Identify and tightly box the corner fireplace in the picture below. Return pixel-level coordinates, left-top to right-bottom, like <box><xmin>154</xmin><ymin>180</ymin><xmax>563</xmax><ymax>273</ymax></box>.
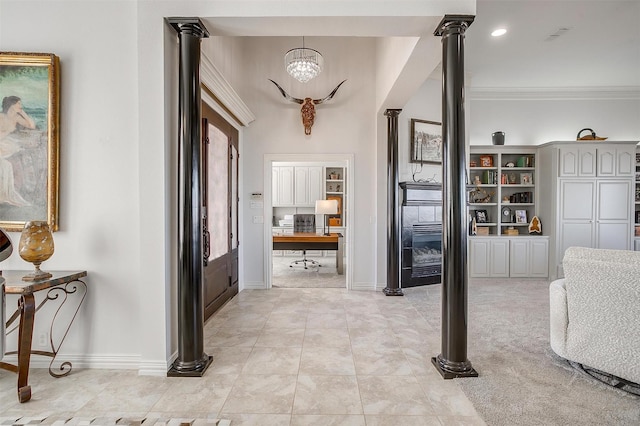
<box><xmin>400</xmin><ymin>182</ymin><xmax>442</xmax><ymax>287</ymax></box>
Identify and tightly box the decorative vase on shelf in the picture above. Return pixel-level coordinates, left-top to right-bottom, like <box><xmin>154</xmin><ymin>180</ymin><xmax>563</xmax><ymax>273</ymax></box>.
<box><xmin>492</xmin><ymin>131</ymin><xmax>505</xmax><ymax>145</ymax></box>
<box><xmin>19</xmin><ymin>221</ymin><xmax>54</xmax><ymax>281</ymax></box>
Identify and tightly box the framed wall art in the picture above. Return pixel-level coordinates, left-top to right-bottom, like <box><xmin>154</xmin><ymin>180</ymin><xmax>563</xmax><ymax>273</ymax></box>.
<box><xmin>410</xmin><ymin>118</ymin><xmax>442</xmax><ymax>164</ymax></box>
<box><xmin>0</xmin><ymin>52</ymin><xmax>59</xmax><ymax>232</ymax></box>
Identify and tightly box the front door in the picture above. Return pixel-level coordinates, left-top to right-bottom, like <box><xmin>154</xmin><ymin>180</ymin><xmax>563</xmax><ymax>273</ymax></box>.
<box><xmin>202</xmin><ymin>102</ymin><xmax>239</xmax><ymax>320</ymax></box>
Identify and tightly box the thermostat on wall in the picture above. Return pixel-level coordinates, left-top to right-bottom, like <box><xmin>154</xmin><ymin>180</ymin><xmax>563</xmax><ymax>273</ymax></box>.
<box><xmin>250</xmin><ymin>193</ymin><xmax>263</xmax><ymax>200</ymax></box>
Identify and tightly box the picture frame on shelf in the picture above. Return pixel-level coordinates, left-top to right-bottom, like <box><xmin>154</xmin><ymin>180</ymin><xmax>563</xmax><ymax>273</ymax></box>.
<box><xmin>520</xmin><ymin>173</ymin><xmax>533</xmax><ymax>185</ymax></box>
<box><xmin>410</xmin><ymin>118</ymin><xmax>442</xmax><ymax>164</ymax></box>
<box><xmin>479</xmin><ymin>155</ymin><xmax>493</xmax><ymax>167</ymax></box>
<box><xmin>515</xmin><ymin>209</ymin><xmax>528</xmax><ymax>224</ymax></box>
<box><xmin>474</xmin><ymin>209</ymin><xmax>488</xmax><ymax>223</ymax></box>
<box><xmin>0</xmin><ymin>52</ymin><xmax>60</xmax><ymax>232</ymax></box>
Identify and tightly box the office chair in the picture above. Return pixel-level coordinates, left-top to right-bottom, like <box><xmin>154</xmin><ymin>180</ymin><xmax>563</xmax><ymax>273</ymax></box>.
<box><xmin>290</xmin><ymin>214</ymin><xmax>320</xmax><ymax>269</ymax></box>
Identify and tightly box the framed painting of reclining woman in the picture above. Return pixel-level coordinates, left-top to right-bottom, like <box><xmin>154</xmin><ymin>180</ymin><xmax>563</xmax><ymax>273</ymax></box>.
<box><xmin>0</xmin><ymin>52</ymin><xmax>59</xmax><ymax>231</ymax></box>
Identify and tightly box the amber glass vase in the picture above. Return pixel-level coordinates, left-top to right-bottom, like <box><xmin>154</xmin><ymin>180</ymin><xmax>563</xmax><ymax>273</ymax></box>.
<box><xmin>19</xmin><ymin>221</ymin><xmax>54</xmax><ymax>281</ymax></box>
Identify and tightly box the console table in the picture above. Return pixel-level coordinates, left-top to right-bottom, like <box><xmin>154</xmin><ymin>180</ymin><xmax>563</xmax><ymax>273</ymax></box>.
<box><xmin>0</xmin><ymin>270</ymin><xmax>87</xmax><ymax>403</ymax></box>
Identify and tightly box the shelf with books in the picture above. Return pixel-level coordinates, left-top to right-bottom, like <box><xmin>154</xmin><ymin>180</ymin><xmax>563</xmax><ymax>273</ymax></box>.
<box><xmin>469</xmin><ymin>146</ymin><xmax>539</xmax><ymax>237</ymax></box>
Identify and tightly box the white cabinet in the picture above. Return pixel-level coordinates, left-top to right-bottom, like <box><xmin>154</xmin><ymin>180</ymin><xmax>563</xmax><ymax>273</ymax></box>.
<box><xmin>469</xmin><ymin>238</ymin><xmax>509</xmax><ymax>278</ymax></box>
<box><xmin>272</xmin><ymin>166</ymin><xmax>294</xmax><ymax>206</ymax></box>
<box><xmin>509</xmin><ymin>238</ymin><xmax>549</xmax><ymax>278</ymax></box>
<box><xmin>469</xmin><ymin>237</ymin><xmax>548</xmax><ymax>278</ymax></box>
<box><xmin>559</xmin><ymin>146</ymin><xmax>596</xmax><ymax>177</ymax></box>
<box><xmin>273</xmin><ymin>166</ymin><xmax>322</xmax><ymax>207</ymax></box>
<box><xmin>538</xmin><ymin>141</ymin><xmax>638</xmax><ymax>279</ymax></box>
<box><xmin>559</xmin><ymin>179</ymin><xmax>632</xmax><ymax>254</ymax></box>
<box><xmin>294</xmin><ymin>166</ymin><xmax>322</xmax><ymax>206</ymax></box>
<box><xmin>559</xmin><ymin>145</ymin><xmax>634</xmax><ymax>177</ymax></box>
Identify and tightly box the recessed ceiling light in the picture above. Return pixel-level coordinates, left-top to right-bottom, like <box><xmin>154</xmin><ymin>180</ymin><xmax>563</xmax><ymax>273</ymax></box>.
<box><xmin>491</xmin><ymin>28</ymin><xmax>507</xmax><ymax>37</ymax></box>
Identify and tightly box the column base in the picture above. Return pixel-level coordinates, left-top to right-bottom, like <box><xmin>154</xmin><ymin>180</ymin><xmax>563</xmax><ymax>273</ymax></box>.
<box><xmin>431</xmin><ymin>355</ymin><xmax>478</xmax><ymax>379</ymax></box>
<box><xmin>383</xmin><ymin>287</ymin><xmax>404</xmax><ymax>296</ymax></box>
<box><xmin>167</xmin><ymin>354</ymin><xmax>212</xmax><ymax>377</ymax></box>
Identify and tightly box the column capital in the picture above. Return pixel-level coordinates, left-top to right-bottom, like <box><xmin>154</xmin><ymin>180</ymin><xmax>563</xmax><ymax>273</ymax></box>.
<box><xmin>166</xmin><ymin>17</ymin><xmax>210</xmax><ymax>38</ymax></box>
<box><xmin>434</xmin><ymin>15</ymin><xmax>475</xmax><ymax>37</ymax></box>
<box><xmin>384</xmin><ymin>109</ymin><xmax>402</xmax><ymax>117</ymax></box>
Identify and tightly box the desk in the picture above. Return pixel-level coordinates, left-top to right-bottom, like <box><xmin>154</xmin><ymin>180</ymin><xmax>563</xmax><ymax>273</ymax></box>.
<box><xmin>1</xmin><ymin>270</ymin><xmax>87</xmax><ymax>403</ymax></box>
<box><xmin>273</xmin><ymin>232</ymin><xmax>344</xmax><ymax>274</ymax></box>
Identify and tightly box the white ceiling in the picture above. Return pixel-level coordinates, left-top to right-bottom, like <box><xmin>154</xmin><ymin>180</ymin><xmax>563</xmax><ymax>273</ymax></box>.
<box><xmin>465</xmin><ymin>0</ymin><xmax>640</xmax><ymax>89</ymax></box>
<box><xmin>203</xmin><ymin>0</ymin><xmax>640</xmax><ymax>90</ymax></box>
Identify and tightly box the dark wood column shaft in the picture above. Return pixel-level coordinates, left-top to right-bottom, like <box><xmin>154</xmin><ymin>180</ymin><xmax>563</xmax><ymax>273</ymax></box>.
<box><xmin>384</xmin><ymin>109</ymin><xmax>403</xmax><ymax>296</ymax></box>
<box><xmin>431</xmin><ymin>15</ymin><xmax>478</xmax><ymax>379</ymax></box>
<box><xmin>166</xmin><ymin>17</ymin><xmax>212</xmax><ymax>377</ymax></box>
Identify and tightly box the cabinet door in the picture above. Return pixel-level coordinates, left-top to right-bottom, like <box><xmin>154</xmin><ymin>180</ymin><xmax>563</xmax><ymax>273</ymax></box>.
<box><xmin>294</xmin><ymin>167</ymin><xmax>310</xmax><ymax>206</ymax></box>
<box><xmin>272</xmin><ymin>167</ymin><xmax>280</xmax><ymax>206</ymax></box>
<box><xmin>597</xmin><ymin>180</ymin><xmax>631</xmax><ymax>221</ymax></box>
<box><xmin>529</xmin><ymin>239</ymin><xmax>549</xmax><ymax>277</ymax></box>
<box><xmin>490</xmin><ymin>239</ymin><xmax>510</xmax><ymax>277</ymax></box>
<box><xmin>560</xmin><ymin>180</ymin><xmax>595</xmax><ymax>221</ymax></box>
<box><xmin>616</xmin><ymin>148</ymin><xmax>634</xmax><ymax>176</ymax></box>
<box><xmin>509</xmin><ymin>239</ymin><xmax>530</xmax><ymax>277</ymax></box>
<box><xmin>597</xmin><ymin>148</ymin><xmax>616</xmax><ymax>176</ymax></box>
<box><xmin>559</xmin><ymin>148</ymin><xmax>579</xmax><ymax>176</ymax></box>
<box><xmin>278</xmin><ymin>166</ymin><xmax>295</xmax><ymax>206</ymax></box>
<box><xmin>579</xmin><ymin>148</ymin><xmax>597</xmax><ymax>176</ymax></box>
<box><xmin>559</xmin><ymin>147</ymin><xmax>596</xmax><ymax>177</ymax></box>
<box><xmin>596</xmin><ymin>222</ymin><xmax>631</xmax><ymax>250</ymax></box>
<box><xmin>308</xmin><ymin>166</ymin><xmax>323</xmax><ymax>204</ymax></box>
<box><xmin>469</xmin><ymin>239</ymin><xmax>491</xmax><ymax>277</ymax></box>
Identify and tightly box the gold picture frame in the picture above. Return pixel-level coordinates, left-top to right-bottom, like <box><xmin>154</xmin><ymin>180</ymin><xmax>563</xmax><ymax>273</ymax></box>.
<box><xmin>0</xmin><ymin>52</ymin><xmax>59</xmax><ymax>231</ymax></box>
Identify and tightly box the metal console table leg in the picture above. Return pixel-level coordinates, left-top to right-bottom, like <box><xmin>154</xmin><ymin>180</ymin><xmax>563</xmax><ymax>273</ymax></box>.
<box><xmin>1</xmin><ymin>271</ymin><xmax>88</xmax><ymax>403</ymax></box>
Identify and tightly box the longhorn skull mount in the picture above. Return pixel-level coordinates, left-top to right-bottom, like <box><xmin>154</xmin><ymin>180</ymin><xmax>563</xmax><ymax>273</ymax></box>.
<box><xmin>269</xmin><ymin>79</ymin><xmax>347</xmax><ymax>135</ymax></box>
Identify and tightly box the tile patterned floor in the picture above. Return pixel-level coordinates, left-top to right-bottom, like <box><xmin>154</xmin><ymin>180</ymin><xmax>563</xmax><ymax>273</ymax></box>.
<box><xmin>1</xmin><ymin>288</ymin><xmax>486</xmax><ymax>426</ymax></box>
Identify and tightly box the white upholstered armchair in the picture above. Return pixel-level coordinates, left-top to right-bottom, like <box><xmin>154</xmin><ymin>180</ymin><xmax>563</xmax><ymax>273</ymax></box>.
<box><xmin>549</xmin><ymin>246</ymin><xmax>640</xmax><ymax>386</ymax></box>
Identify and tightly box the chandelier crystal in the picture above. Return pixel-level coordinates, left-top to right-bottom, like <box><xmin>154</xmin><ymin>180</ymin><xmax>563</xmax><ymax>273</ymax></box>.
<box><xmin>285</xmin><ymin>37</ymin><xmax>324</xmax><ymax>83</ymax></box>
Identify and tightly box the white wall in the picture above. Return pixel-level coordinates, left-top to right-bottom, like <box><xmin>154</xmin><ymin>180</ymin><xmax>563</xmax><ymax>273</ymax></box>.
<box><xmin>468</xmin><ymin>93</ymin><xmax>640</xmax><ymax>145</ymax></box>
<box><xmin>235</xmin><ymin>37</ymin><xmax>378</xmax><ymax>289</ymax></box>
<box><xmin>1</xmin><ymin>1</ymin><xmax>143</xmax><ymax>367</ymax></box>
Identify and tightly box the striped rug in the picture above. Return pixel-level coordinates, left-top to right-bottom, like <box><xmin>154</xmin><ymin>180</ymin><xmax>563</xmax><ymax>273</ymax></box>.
<box><xmin>0</xmin><ymin>417</ymin><xmax>230</xmax><ymax>426</ymax></box>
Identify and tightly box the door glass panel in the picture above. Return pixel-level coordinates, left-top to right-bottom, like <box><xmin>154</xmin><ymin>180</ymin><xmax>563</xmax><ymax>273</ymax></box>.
<box><xmin>231</xmin><ymin>145</ymin><xmax>239</xmax><ymax>250</ymax></box>
<box><xmin>208</xmin><ymin>123</ymin><xmax>229</xmax><ymax>260</ymax></box>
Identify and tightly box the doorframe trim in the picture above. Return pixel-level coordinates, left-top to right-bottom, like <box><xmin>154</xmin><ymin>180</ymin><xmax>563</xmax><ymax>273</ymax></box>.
<box><xmin>263</xmin><ymin>153</ymin><xmax>355</xmax><ymax>290</ymax></box>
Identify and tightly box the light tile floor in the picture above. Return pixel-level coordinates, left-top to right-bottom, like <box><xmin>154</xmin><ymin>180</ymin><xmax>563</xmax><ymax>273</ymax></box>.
<box><xmin>1</xmin><ymin>287</ymin><xmax>486</xmax><ymax>426</ymax></box>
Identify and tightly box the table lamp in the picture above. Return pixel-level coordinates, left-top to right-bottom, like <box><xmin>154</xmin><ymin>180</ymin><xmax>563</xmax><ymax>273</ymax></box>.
<box><xmin>315</xmin><ymin>199</ymin><xmax>338</xmax><ymax>235</ymax></box>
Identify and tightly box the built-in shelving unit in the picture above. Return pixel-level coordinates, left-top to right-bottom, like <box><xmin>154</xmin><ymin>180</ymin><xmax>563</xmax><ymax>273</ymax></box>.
<box><xmin>469</xmin><ymin>147</ymin><xmax>537</xmax><ymax>236</ymax></box>
<box><xmin>635</xmin><ymin>147</ymin><xmax>640</xmax><ymax>251</ymax></box>
<box><xmin>468</xmin><ymin>146</ymin><xmax>548</xmax><ymax>278</ymax></box>
<box><xmin>325</xmin><ymin>166</ymin><xmax>346</xmax><ymax>227</ymax></box>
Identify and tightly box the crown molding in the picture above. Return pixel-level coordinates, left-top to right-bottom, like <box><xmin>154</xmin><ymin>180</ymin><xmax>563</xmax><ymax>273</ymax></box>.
<box><xmin>468</xmin><ymin>86</ymin><xmax>640</xmax><ymax>101</ymax></box>
<box><xmin>200</xmin><ymin>54</ymin><xmax>255</xmax><ymax>126</ymax></box>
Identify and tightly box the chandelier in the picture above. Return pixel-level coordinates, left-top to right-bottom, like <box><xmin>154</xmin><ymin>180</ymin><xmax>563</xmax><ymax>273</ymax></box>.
<box><xmin>285</xmin><ymin>37</ymin><xmax>324</xmax><ymax>83</ymax></box>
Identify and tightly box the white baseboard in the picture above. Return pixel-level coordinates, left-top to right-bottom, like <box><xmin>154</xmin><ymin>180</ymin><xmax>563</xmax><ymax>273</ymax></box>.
<box><xmin>243</xmin><ymin>281</ymin><xmax>266</xmax><ymax>290</ymax></box>
<box><xmin>351</xmin><ymin>282</ymin><xmax>376</xmax><ymax>291</ymax></box>
<box><xmin>2</xmin><ymin>353</ymin><xmax>141</xmax><ymax>371</ymax></box>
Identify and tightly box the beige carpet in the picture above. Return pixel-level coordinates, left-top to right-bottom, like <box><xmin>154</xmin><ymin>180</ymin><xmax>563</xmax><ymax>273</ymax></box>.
<box><xmin>0</xmin><ymin>416</ymin><xmax>230</xmax><ymax>425</ymax></box>
<box><xmin>272</xmin><ymin>256</ymin><xmax>345</xmax><ymax>288</ymax></box>
<box><xmin>404</xmin><ymin>279</ymin><xmax>640</xmax><ymax>426</ymax></box>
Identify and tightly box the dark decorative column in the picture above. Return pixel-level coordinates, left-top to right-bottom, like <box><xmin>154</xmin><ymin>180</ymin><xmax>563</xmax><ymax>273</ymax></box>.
<box><xmin>431</xmin><ymin>15</ymin><xmax>478</xmax><ymax>378</ymax></box>
<box><xmin>384</xmin><ymin>109</ymin><xmax>403</xmax><ymax>296</ymax></box>
<box><xmin>166</xmin><ymin>17</ymin><xmax>212</xmax><ymax>377</ymax></box>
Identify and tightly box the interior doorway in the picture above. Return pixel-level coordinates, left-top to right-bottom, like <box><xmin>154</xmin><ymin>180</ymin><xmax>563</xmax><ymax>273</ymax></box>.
<box><xmin>201</xmin><ymin>102</ymin><xmax>239</xmax><ymax>319</ymax></box>
<box><xmin>264</xmin><ymin>154</ymin><xmax>354</xmax><ymax>290</ymax></box>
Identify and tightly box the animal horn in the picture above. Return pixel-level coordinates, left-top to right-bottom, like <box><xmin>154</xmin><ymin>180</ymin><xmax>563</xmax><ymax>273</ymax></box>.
<box><xmin>314</xmin><ymin>80</ymin><xmax>347</xmax><ymax>105</ymax></box>
<box><xmin>268</xmin><ymin>79</ymin><xmax>304</xmax><ymax>104</ymax></box>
